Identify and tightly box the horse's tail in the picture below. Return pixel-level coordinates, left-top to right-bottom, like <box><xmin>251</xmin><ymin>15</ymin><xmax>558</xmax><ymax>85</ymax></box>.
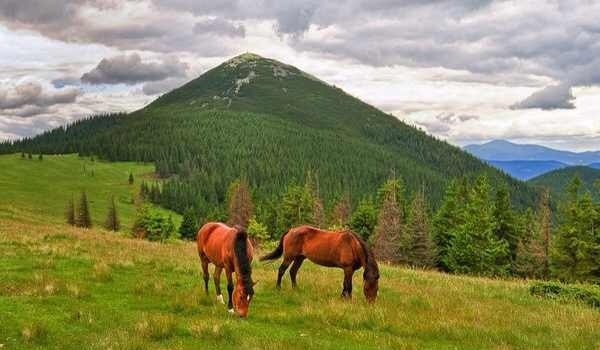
<box><xmin>260</xmin><ymin>231</ymin><xmax>288</xmax><ymax>261</ymax></box>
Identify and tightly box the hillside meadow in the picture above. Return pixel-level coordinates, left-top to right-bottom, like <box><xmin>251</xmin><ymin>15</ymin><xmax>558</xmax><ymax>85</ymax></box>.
<box><xmin>1</xmin><ymin>217</ymin><xmax>600</xmax><ymax>350</ymax></box>
<box><xmin>0</xmin><ymin>153</ymin><xmax>178</xmax><ymax>228</ymax></box>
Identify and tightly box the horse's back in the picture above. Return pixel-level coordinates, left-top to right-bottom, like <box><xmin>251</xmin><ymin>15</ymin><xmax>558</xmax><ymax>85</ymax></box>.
<box><xmin>288</xmin><ymin>227</ymin><xmax>358</xmax><ymax>267</ymax></box>
<box><xmin>197</xmin><ymin>222</ymin><xmax>235</xmax><ymax>260</ymax></box>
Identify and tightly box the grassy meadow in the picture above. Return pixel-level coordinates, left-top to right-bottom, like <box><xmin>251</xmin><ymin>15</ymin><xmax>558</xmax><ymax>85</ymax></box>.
<box><xmin>0</xmin><ymin>153</ymin><xmax>177</xmax><ymax>228</ymax></box>
<box><xmin>1</xmin><ymin>153</ymin><xmax>600</xmax><ymax>349</ymax></box>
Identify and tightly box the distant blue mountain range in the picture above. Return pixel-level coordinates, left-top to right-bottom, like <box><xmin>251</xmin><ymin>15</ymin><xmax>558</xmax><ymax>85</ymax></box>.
<box><xmin>487</xmin><ymin>160</ymin><xmax>568</xmax><ymax>181</ymax></box>
<box><xmin>464</xmin><ymin>140</ymin><xmax>600</xmax><ymax>180</ymax></box>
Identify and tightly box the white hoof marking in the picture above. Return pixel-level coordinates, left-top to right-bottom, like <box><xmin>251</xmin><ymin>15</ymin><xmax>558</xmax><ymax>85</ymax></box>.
<box><xmin>228</xmin><ymin>309</ymin><xmax>234</xmax><ymax>314</ymax></box>
<box><xmin>216</xmin><ymin>294</ymin><xmax>225</xmax><ymax>304</ymax></box>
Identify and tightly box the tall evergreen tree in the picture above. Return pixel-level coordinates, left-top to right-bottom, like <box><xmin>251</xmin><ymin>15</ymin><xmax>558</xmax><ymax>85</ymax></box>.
<box><xmin>372</xmin><ymin>179</ymin><xmax>407</xmax><ymax>263</ymax></box>
<box><xmin>330</xmin><ymin>192</ymin><xmax>351</xmax><ymax>228</ymax></box>
<box><xmin>407</xmin><ymin>190</ymin><xmax>435</xmax><ymax>268</ymax></box>
<box><xmin>227</xmin><ymin>178</ymin><xmax>253</xmax><ymax>228</ymax></box>
<box><xmin>551</xmin><ymin>176</ymin><xmax>598</xmax><ymax>282</ymax></box>
<box><xmin>104</xmin><ymin>195</ymin><xmax>120</xmax><ymax>231</ymax></box>
<box><xmin>128</xmin><ymin>172</ymin><xmax>134</xmax><ymax>185</ymax></box>
<box><xmin>537</xmin><ymin>188</ymin><xmax>552</xmax><ymax>277</ymax></box>
<box><xmin>349</xmin><ymin>198</ymin><xmax>378</xmax><ymax>240</ymax></box>
<box><xmin>304</xmin><ymin>170</ymin><xmax>324</xmax><ymax>227</ymax></box>
<box><xmin>179</xmin><ymin>207</ymin><xmax>199</xmax><ymax>240</ymax></box>
<box><xmin>276</xmin><ymin>183</ymin><xmax>313</xmax><ymax>236</ymax></box>
<box><xmin>65</xmin><ymin>195</ymin><xmax>75</xmax><ymax>226</ymax></box>
<box><xmin>75</xmin><ymin>191</ymin><xmax>92</xmax><ymax>228</ymax></box>
<box><xmin>432</xmin><ymin>179</ymin><xmax>466</xmax><ymax>271</ymax></box>
<box><xmin>493</xmin><ymin>186</ymin><xmax>519</xmax><ymax>264</ymax></box>
<box><xmin>514</xmin><ymin>209</ymin><xmax>546</xmax><ymax>278</ymax></box>
<box><xmin>444</xmin><ymin>176</ymin><xmax>509</xmax><ymax>276</ymax></box>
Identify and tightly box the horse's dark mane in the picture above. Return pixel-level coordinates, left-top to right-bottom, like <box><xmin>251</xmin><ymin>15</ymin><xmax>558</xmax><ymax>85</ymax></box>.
<box><xmin>349</xmin><ymin>232</ymin><xmax>380</xmax><ymax>281</ymax></box>
<box><xmin>233</xmin><ymin>226</ymin><xmax>254</xmax><ymax>295</ymax></box>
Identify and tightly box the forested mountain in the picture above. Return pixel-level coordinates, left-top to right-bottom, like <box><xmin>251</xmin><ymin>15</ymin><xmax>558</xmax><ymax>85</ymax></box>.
<box><xmin>487</xmin><ymin>160</ymin><xmax>567</xmax><ymax>180</ymax></box>
<box><xmin>529</xmin><ymin>166</ymin><xmax>600</xmax><ymax>201</ymax></box>
<box><xmin>465</xmin><ymin>140</ymin><xmax>600</xmax><ymax>164</ymax></box>
<box><xmin>0</xmin><ymin>53</ymin><xmax>536</xmax><ymax>216</ymax></box>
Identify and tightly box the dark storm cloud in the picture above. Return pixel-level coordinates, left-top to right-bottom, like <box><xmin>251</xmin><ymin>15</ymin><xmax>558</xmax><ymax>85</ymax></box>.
<box><xmin>0</xmin><ymin>82</ymin><xmax>80</xmax><ymax>112</ymax></box>
<box><xmin>81</xmin><ymin>54</ymin><xmax>188</xmax><ymax>85</ymax></box>
<box><xmin>511</xmin><ymin>84</ymin><xmax>576</xmax><ymax>110</ymax></box>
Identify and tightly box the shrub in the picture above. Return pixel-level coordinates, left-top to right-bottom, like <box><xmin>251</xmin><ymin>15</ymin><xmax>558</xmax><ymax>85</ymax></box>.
<box><xmin>247</xmin><ymin>216</ymin><xmax>269</xmax><ymax>242</ymax></box>
<box><xmin>132</xmin><ymin>206</ymin><xmax>176</xmax><ymax>242</ymax></box>
<box><xmin>529</xmin><ymin>281</ymin><xmax>600</xmax><ymax>308</ymax></box>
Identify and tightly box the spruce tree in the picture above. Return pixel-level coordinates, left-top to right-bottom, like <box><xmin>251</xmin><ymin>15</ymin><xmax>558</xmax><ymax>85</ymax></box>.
<box><xmin>493</xmin><ymin>186</ymin><xmax>519</xmax><ymax>264</ymax></box>
<box><xmin>349</xmin><ymin>198</ymin><xmax>378</xmax><ymax>240</ymax></box>
<box><xmin>128</xmin><ymin>172</ymin><xmax>134</xmax><ymax>185</ymax></box>
<box><xmin>304</xmin><ymin>171</ymin><xmax>325</xmax><ymax>227</ymax></box>
<box><xmin>551</xmin><ymin>176</ymin><xmax>598</xmax><ymax>282</ymax></box>
<box><xmin>514</xmin><ymin>209</ymin><xmax>546</xmax><ymax>278</ymax></box>
<box><xmin>372</xmin><ymin>179</ymin><xmax>407</xmax><ymax>263</ymax></box>
<box><xmin>38</xmin><ymin>154</ymin><xmax>43</xmax><ymax>161</ymax></box>
<box><xmin>65</xmin><ymin>195</ymin><xmax>75</xmax><ymax>226</ymax></box>
<box><xmin>276</xmin><ymin>183</ymin><xmax>313</xmax><ymax>235</ymax></box>
<box><xmin>104</xmin><ymin>196</ymin><xmax>120</xmax><ymax>231</ymax></box>
<box><xmin>432</xmin><ymin>179</ymin><xmax>466</xmax><ymax>271</ymax></box>
<box><xmin>444</xmin><ymin>176</ymin><xmax>509</xmax><ymax>276</ymax></box>
<box><xmin>27</xmin><ymin>153</ymin><xmax>32</xmax><ymax>159</ymax></box>
<box><xmin>21</xmin><ymin>152</ymin><xmax>25</xmax><ymax>159</ymax></box>
<box><xmin>179</xmin><ymin>207</ymin><xmax>199</xmax><ymax>240</ymax></box>
<box><xmin>330</xmin><ymin>192</ymin><xmax>351</xmax><ymax>228</ymax></box>
<box><xmin>407</xmin><ymin>190</ymin><xmax>435</xmax><ymax>268</ymax></box>
<box><xmin>227</xmin><ymin>178</ymin><xmax>253</xmax><ymax>228</ymax></box>
<box><xmin>537</xmin><ymin>188</ymin><xmax>552</xmax><ymax>277</ymax></box>
<box><xmin>75</xmin><ymin>191</ymin><xmax>92</xmax><ymax>228</ymax></box>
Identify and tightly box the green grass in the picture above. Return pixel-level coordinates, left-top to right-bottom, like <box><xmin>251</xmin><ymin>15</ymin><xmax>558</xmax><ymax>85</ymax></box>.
<box><xmin>1</xmin><ymin>219</ymin><xmax>600</xmax><ymax>350</ymax></box>
<box><xmin>0</xmin><ymin>153</ymin><xmax>178</xmax><ymax>229</ymax></box>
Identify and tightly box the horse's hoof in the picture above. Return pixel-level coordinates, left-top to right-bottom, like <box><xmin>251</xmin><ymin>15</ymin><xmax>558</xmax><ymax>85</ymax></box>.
<box><xmin>228</xmin><ymin>309</ymin><xmax>235</xmax><ymax>314</ymax></box>
<box><xmin>216</xmin><ymin>294</ymin><xmax>225</xmax><ymax>304</ymax></box>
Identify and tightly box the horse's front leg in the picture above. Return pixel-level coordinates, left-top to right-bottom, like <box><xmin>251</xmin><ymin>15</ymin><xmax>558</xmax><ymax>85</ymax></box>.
<box><xmin>214</xmin><ymin>266</ymin><xmax>225</xmax><ymax>304</ymax></box>
<box><xmin>200</xmin><ymin>256</ymin><xmax>210</xmax><ymax>294</ymax></box>
<box><xmin>342</xmin><ymin>267</ymin><xmax>353</xmax><ymax>299</ymax></box>
<box><xmin>225</xmin><ymin>267</ymin><xmax>234</xmax><ymax>313</ymax></box>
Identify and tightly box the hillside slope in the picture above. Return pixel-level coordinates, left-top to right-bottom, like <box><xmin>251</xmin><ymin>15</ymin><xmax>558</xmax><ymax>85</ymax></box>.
<box><xmin>0</xmin><ymin>153</ymin><xmax>178</xmax><ymax>228</ymax></box>
<box><xmin>528</xmin><ymin>166</ymin><xmax>600</xmax><ymax>200</ymax></box>
<box><xmin>0</xmin><ymin>53</ymin><xmax>536</xmax><ymax>210</ymax></box>
<box><xmin>1</xmin><ymin>218</ymin><xmax>599</xmax><ymax>349</ymax></box>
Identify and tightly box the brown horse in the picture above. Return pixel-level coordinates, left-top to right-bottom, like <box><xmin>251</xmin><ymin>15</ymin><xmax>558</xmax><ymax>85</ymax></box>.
<box><xmin>197</xmin><ymin>222</ymin><xmax>255</xmax><ymax>317</ymax></box>
<box><xmin>260</xmin><ymin>225</ymin><xmax>379</xmax><ymax>302</ymax></box>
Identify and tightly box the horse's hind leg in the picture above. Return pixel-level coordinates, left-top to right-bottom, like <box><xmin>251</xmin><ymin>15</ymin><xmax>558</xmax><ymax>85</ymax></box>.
<box><xmin>213</xmin><ymin>266</ymin><xmax>225</xmax><ymax>304</ymax></box>
<box><xmin>276</xmin><ymin>256</ymin><xmax>294</xmax><ymax>289</ymax></box>
<box><xmin>289</xmin><ymin>256</ymin><xmax>305</xmax><ymax>288</ymax></box>
<box><xmin>341</xmin><ymin>267</ymin><xmax>354</xmax><ymax>299</ymax></box>
<box><xmin>200</xmin><ymin>255</ymin><xmax>210</xmax><ymax>294</ymax></box>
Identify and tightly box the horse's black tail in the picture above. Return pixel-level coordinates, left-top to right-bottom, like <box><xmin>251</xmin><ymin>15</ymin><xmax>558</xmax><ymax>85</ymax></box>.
<box><xmin>260</xmin><ymin>231</ymin><xmax>287</xmax><ymax>261</ymax></box>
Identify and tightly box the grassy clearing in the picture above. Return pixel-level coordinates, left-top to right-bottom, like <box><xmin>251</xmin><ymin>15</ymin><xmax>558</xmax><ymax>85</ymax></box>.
<box><xmin>1</xmin><ymin>219</ymin><xmax>600</xmax><ymax>350</ymax></box>
<box><xmin>0</xmin><ymin>153</ymin><xmax>178</xmax><ymax>229</ymax></box>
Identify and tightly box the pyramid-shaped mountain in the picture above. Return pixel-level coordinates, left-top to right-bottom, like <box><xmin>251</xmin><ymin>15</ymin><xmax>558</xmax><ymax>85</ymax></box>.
<box><xmin>2</xmin><ymin>53</ymin><xmax>536</xmax><ymax>210</ymax></box>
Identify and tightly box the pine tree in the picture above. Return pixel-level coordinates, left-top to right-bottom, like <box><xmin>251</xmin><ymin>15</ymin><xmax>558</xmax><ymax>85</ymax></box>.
<box><xmin>276</xmin><ymin>183</ymin><xmax>313</xmax><ymax>235</ymax></box>
<box><xmin>104</xmin><ymin>195</ymin><xmax>120</xmax><ymax>231</ymax></box>
<box><xmin>179</xmin><ymin>207</ymin><xmax>199</xmax><ymax>240</ymax></box>
<box><xmin>349</xmin><ymin>198</ymin><xmax>378</xmax><ymax>240</ymax></box>
<box><xmin>444</xmin><ymin>176</ymin><xmax>509</xmax><ymax>276</ymax></box>
<box><xmin>432</xmin><ymin>179</ymin><xmax>466</xmax><ymax>271</ymax></box>
<box><xmin>407</xmin><ymin>190</ymin><xmax>435</xmax><ymax>268</ymax></box>
<box><xmin>227</xmin><ymin>178</ymin><xmax>253</xmax><ymax>228</ymax></box>
<box><xmin>551</xmin><ymin>176</ymin><xmax>598</xmax><ymax>282</ymax></box>
<box><xmin>493</xmin><ymin>186</ymin><xmax>519</xmax><ymax>264</ymax></box>
<box><xmin>27</xmin><ymin>153</ymin><xmax>32</xmax><ymax>159</ymax></box>
<box><xmin>38</xmin><ymin>154</ymin><xmax>43</xmax><ymax>161</ymax></box>
<box><xmin>128</xmin><ymin>172</ymin><xmax>134</xmax><ymax>185</ymax></box>
<box><xmin>330</xmin><ymin>192</ymin><xmax>351</xmax><ymax>228</ymax></box>
<box><xmin>538</xmin><ymin>188</ymin><xmax>552</xmax><ymax>277</ymax></box>
<box><xmin>65</xmin><ymin>195</ymin><xmax>75</xmax><ymax>226</ymax></box>
<box><xmin>305</xmin><ymin>171</ymin><xmax>325</xmax><ymax>227</ymax></box>
<box><xmin>514</xmin><ymin>209</ymin><xmax>546</xmax><ymax>278</ymax></box>
<box><xmin>372</xmin><ymin>179</ymin><xmax>407</xmax><ymax>263</ymax></box>
<box><xmin>20</xmin><ymin>152</ymin><xmax>25</xmax><ymax>159</ymax></box>
<box><xmin>75</xmin><ymin>191</ymin><xmax>92</xmax><ymax>228</ymax></box>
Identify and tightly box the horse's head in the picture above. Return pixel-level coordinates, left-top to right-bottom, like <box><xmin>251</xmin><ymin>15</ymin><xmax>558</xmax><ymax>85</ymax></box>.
<box><xmin>363</xmin><ymin>259</ymin><xmax>380</xmax><ymax>303</ymax></box>
<box><xmin>232</xmin><ymin>279</ymin><xmax>255</xmax><ymax>318</ymax></box>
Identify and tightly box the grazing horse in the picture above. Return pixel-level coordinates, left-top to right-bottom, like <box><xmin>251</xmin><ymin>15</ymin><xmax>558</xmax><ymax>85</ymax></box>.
<box><xmin>260</xmin><ymin>225</ymin><xmax>379</xmax><ymax>302</ymax></box>
<box><xmin>197</xmin><ymin>222</ymin><xmax>255</xmax><ymax>317</ymax></box>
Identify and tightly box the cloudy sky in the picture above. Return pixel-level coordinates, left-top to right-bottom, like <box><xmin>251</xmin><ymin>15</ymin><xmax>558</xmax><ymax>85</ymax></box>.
<box><xmin>1</xmin><ymin>0</ymin><xmax>599</xmax><ymax>151</ymax></box>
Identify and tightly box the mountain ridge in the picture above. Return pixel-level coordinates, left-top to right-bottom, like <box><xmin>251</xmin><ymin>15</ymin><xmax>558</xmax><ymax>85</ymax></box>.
<box><xmin>0</xmin><ymin>53</ymin><xmax>537</xmax><ymax>213</ymax></box>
